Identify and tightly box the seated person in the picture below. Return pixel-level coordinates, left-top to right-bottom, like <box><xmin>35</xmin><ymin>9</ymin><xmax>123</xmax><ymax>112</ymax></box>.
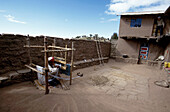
<box><xmin>48</xmin><ymin>57</ymin><xmax>61</xmax><ymax>75</ymax></box>
<box><xmin>48</xmin><ymin>57</ymin><xmax>72</xmax><ymax>76</ymax></box>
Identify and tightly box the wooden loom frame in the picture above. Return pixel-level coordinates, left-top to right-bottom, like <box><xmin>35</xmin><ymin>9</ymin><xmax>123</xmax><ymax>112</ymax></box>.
<box><xmin>24</xmin><ymin>35</ymin><xmax>75</xmax><ymax>94</ymax></box>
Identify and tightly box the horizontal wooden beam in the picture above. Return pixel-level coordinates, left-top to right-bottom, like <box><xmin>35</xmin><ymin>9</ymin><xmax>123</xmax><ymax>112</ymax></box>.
<box><xmin>24</xmin><ymin>45</ymin><xmax>76</xmax><ymax>50</ymax></box>
<box><xmin>61</xmin><ymin>66</ymin><xmax>66</xmax><ymax>70</ymax></box>
<box><xmin>24</xmin><ymin>45</ymin><xmax>44</xmax><ymax>48</ymax></box>
<box><xmin>41</xmin><ymin>50</ymin><xmax>71</xmax><ymax>52</ymax></box>
<box><xmin>48</xmin><ymin>46</ymin><xmax>72</xmax><ymax>50</ymax></box>
<box><xmin>30</xmin><ymin>63</ymin><xmax>36</xmax><ymax>67</ymax></box>
<box><xmin>54</xmin><ymin>59</ymin><xmax>66</xmax><ymax>65</ymax></box>
<box><xmin>54</xmin><ymin>56</ymin><xmax>65</xmax><ymax>61</ymax></box>
<box><xmin>25</xmin><ymin>65</ymin><xmax>44</xmax><ymax>75</ymax></box>
<box><xmin>30</xmin><ymin>62</ymin><xmax>66</xmax><ymax>71</ymax></box>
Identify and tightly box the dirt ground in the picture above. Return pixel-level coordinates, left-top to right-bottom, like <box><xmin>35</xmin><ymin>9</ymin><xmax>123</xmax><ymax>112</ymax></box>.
<box><xmin>0</xmin><ymin>59</ymin><xmax>170</xmax><ymax>112</ymax></box>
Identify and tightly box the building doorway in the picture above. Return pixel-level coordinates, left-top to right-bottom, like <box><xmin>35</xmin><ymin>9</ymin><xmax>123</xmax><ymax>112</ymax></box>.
<box><xmin>140</xmin><ymin>43</ymin><xmax>149</xmax><ymax>60</ymax></box>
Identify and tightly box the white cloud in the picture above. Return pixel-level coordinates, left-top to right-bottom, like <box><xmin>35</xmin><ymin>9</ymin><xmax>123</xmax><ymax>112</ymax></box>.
<box><xmin>100</xmin><ymin>18</ymin><xmax>118</xmax><ymax>23</ymax></box>
<box><xmin>108</xmin><ymin>18</ymin><xmax>118</xmax><ymax>22</ymax></box>
<box><xmin>106</xmin><ymin>0</ymin><xmax>170</xmax><ymax>15</ymax></box>
<box><xmin>4</xmin><ymin>15</ymin><xmax>26</xmax><ymax>24</ymax></box>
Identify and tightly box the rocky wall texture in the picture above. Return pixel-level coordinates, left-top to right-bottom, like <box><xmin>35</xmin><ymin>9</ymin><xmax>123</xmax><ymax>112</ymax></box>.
<box><xmin>0</xmin><ymin>34</ymin><xmax>111</xmax><ymax>75</ymax></box>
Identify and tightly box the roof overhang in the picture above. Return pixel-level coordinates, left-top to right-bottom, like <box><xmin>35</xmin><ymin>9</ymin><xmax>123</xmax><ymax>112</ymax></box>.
<box><xmin>120</xmin><ymin>36</ymin><xmax>157</xmax><ymax>40</ymax></box>
<box><xmin>165</xmin><ymin>6</ymin><xmax>170</xmax><ymax>14</ymax></box>
<box><xmin>119</xmin><ymin>11</ymin><xmax>164</xmax><ymax>16</ymax></box>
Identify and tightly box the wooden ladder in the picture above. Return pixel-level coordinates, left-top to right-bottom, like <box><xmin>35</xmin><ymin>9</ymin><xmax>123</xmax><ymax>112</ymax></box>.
<box><xmin>95</xmin><ymin>36</ymin><xmax>104</xmax><ymax>65</ymax></box>
<box><xmin>98</xmin><ymin>39</ymin><xmax>104</xmax><ymax>65</ymax></box>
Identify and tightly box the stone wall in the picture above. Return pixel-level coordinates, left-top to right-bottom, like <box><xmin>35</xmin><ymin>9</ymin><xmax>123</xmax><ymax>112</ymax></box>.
<box><xmin>0</xmin><ymin>34</ymin><xmax>111</xmax><ymax>75</ymax></box>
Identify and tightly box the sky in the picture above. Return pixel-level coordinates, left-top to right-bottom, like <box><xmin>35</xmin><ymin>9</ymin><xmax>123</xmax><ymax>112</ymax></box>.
<box><xmin>0</xmin><ymin>0</ymin><xmax>169</xmax><ymax>38</ymax></box>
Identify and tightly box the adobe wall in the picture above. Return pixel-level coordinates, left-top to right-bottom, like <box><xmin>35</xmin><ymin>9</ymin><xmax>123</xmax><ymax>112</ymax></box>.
<box><xmin>147</xmin><ymin>40</ymin><xmax>165</xmax><ymax>60</ymax></box>
<box><xmin>0</xmin><ymin>34</ymin><xmax>111</xmax><ymax>75</ymax></box>
<box><xmin>116</xmin><ymin>38</ymin><xmax>167</xmax><ymax>61</ymax></box>
<box><xmin>119</xmin><ymin>15</ymin><xmax>155</xmax><ymax>37</ymax></box>
<box><xmin>116</xmin><ymin>38</ymin><xmax>140</xmax><ymax>58</ymax></box>
<box><xmin>119</xmin><ymin>14</ymin><xmax>170</xmax><ymax>37</ymax></box>
<box><xmin>110</xmin><ymin>39</ymin><xmax>118</xmax><ymax>57</ymax></box>
<box><xmin>164</xmin><ymin>17</ymin><xmax>170</xmax><ymax>35</ymax></box>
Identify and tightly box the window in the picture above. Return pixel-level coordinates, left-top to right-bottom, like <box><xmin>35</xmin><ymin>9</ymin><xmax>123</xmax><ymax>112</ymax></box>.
<box><xmin>130</xmin><ymin>18</ymin><xmax>142</xmax><ymax>27</ymax></box>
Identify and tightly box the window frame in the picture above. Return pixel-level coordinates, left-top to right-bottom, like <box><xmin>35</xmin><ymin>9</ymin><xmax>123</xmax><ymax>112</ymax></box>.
<box><xmin>130</xmin><ymin>18</ymin><xmax>142</xmax><ymax>27</ymax></box>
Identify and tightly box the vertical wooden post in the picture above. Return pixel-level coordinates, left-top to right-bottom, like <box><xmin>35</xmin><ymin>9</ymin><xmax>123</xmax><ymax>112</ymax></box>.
<box><xmin>95</xmin><ymin>35</ymin><xmax>101</xmax><ymax>65</ymax></box>
<box><xmin>70</xmin><ymin>42</ymin><xmax>74</xmax><ymax>85</ymax></box>
<box><xmin>44</xmin><ymin>37</ymin><xmax>49</xmax><ymax>94</ymax></box>
<box><xmin>27</xmin><ymin>35</ymin><xmax>32</xmax><ymax>64</ymax></box>
<box><xmin>65</xmin><ymin>45</ymin><xmax>67</xmax><ymax>61</ymax></box>
<box><xmin>98</xmin><ymin>38</ymin><xmax>104</xmax><ymax>65</ymax></box>
<box><xmin>52</xmin><ymin>38</ymin><xmax>56</xmax><ymax>57</ymax></box>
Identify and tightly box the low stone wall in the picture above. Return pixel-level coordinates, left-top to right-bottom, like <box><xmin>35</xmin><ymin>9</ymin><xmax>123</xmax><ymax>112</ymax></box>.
<box><xmin>0</xmin><ymin>69</ymin><xmax>36</xmax><ymax>87</ymax></box>
<box><xmin>0</xmin><ymin>34</ymin><xmax>111</xmax><ymax>75</ymax></box>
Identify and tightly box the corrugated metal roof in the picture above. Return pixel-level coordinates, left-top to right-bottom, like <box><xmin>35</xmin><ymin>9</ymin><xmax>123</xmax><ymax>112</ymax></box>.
<box><xmin>119</xmin><ymin>10</ymin><xmax>165</xmax><ymax>16</ymax></box>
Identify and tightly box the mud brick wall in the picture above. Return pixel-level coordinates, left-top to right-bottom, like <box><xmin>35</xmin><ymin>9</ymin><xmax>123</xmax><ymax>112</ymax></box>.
<box><xmin>0</xmin><ymin>34</ymin><xmax>29</xmax><ymax>74</ymax></box>
<box><xmin>110</xmin><ymin>39</ymin><xmax>118</xmax><ymax>57</ymax></box>
<box><xmin>0</xmin><ymin>34</ymin><xmax>111</xmax><ymax>75</ymax></box>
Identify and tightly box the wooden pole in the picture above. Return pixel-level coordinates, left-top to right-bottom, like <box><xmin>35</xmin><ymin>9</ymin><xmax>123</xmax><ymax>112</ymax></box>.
<box><xmin>98</xmin><ymin>38</ymin><xmax>104</xmax><ymax>65</ymax></box>
<box><xmin>25</xmin><ymin>65</ymin><xmax>44</xmax><ymax>75</ymax></box>
<box><xmin>52</xmin><ymin>43</ymin><xmax>54</xmax><ymax>57</ymax></box>
<box><xmin>95</xmin><ymin>35</ymin><xmax>101</xmax><ymax>64</ymax></box>
<box><xmin>44</xmin><ymin>37</ymin><xmax>49</xmax><ymax>94</ymax></box>
<box><xmin>65</xmin><ymin>45</ymin><xmax>67</xmax><ymax>61</ymax></box>
<box><xmin>64</xmin><ymin>44</ymin><xmax>67</xmax><ymax>72</ymax></box>
<box><xmin>24</xmin><ymin>45</ymin><xmax>44</xmax><ymax>48</ymax></box>
<box><xmin>41</xmin><ymin>49</ymin><xmax>71</xmax><ymax>52</ymax></box>
<box><xmin>27</xmin><ymin>35</ymin><xmax>32</xmax><ymax>64</ymax></box>
<box><xmin>52</xmin><ymin>38</ymin><xmax>56</xmax><ymax>57</ymax></box>
<box><xmin>48</xmin><ymin>46</ymin><xmax>72</xmax><ymax>50</ymax></box>
<box><xmin>70</xmin><ymin>42</ymin><xmax>74</xmax><ymax>85</ymax></box>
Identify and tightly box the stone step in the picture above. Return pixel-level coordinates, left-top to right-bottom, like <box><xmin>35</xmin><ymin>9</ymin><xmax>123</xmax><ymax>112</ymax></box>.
<box><xmin>0</xmin><ymin>69</ymin><xmax>35</xmax><ymax>87</ymax></box>
<box><xmin>0</xmin><ymin>77</ymin><xmax>9</xmax><ymax>84</ymax></box>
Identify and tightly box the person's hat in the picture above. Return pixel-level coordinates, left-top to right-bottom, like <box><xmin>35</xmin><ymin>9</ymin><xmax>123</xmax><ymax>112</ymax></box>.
<box><xmin>48</xmin><ymin>57</ymin><xmax>54</xmax><ymax>62</ymax></box>
<box><xmin>158</xmin><ymin>16</ymin><xmax>161</xmax><ymax>19</ymax></box>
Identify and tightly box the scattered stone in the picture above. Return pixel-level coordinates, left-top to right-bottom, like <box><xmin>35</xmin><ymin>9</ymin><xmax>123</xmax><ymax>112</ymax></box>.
<box><xmin>17</xmin><ymin>69</ymin><xmax>31</xmax><ymax>74</ymax></box>
<box><xmin>0</xmin><ymin>77</ymin><xmax>9</xmax><ymax>84</ymax></box>
<box><xmin>8</xmin><ymin>71</ymin><xmax>19</xmax><ymax>79</ymax></box>
<box><xmin>154</xmin><ymin>80</ymin><xmax>169</xmax><ymax>88</ymax></box>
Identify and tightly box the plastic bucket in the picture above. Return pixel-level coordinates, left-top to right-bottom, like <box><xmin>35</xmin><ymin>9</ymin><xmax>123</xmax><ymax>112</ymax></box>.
<box><xmin>168</xmin><ymin>62</ymin><xmax>170</xmax><ymax>68</ymax></box>
<box><xmin>164</xmin><ymin>62</ymin><xmax>168</xmax><ymax>68</ymax></box>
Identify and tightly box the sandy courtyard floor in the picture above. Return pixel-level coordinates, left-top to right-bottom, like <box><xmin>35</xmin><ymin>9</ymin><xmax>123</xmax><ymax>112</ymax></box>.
<box><xmin>0</xmin><ymin>59</ymin><xmax>170</xmax><ymax>112</ymax></box>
